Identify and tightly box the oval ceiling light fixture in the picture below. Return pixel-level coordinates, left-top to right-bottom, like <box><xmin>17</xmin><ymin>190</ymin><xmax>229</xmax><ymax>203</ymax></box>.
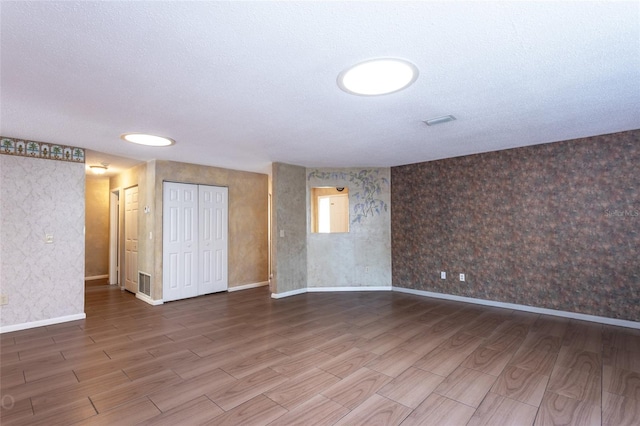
<box><xmin>121</xmin><ymin>133</ymin><xmax>175</xmax><ymax>147</ymax></box>
<box><xmin>89</xmin><ymin>164</ymin><xmax>108</xmax><ymax>175</ymax></box>
<box><xmin>337</xmin><ymin>58</ymin><xmax>419</xmax><ymax>96</ymax></box>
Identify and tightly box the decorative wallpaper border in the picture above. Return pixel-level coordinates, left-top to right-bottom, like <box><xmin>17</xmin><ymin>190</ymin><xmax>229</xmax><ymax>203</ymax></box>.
<box><xmin>0</xmin><ymin>136</ymin><xmax>85</xmax><ymax>163</ymax></box>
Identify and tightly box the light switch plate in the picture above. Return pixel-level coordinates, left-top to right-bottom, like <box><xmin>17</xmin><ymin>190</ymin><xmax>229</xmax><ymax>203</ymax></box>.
<box><xmin>440</xmin><ymin>271</ymin><xmax>446</xmax><ymax>279</ymax></box>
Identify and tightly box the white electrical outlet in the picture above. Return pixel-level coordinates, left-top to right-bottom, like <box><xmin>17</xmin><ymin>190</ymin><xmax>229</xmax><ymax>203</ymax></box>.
<box><xmin>0</xmin><ymin>294</ymin><xmax>8</xmax><ymax>305</ymax></box>
<box><xmin>440</xmin><ymin>271</ymin><xmax>446</xmax><ymax>279</ymax></box>
<box><xmin>459</xmin><ymin>273</ymin><xmax>465</xmax><ymax>282</ymax></box>
<box><xmin>45</xmin><ymin>234</ymin><xmax>54</xmax><ymax>244</ymax></box>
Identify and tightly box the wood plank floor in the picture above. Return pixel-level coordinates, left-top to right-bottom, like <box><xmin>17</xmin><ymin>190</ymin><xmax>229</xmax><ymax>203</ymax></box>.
<box><xmin>1</xmin><ymin>281</ymin><xmax>639</xmax><ymax>425</ymax></box>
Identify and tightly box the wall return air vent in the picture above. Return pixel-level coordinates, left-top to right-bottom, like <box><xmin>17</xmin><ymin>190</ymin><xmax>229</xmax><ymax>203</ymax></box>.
<box><xmin>138</xmin><ymin>272</ymin><xmax>151</xmax><ymax>296</ymax></box>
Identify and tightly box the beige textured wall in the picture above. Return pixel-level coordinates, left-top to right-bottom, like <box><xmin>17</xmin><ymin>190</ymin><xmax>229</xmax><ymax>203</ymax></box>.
<box><xmin>110</xmin><ymin>160</ymin><xmax>268</xmax><ymax>300</ymax></box>
<box><xmin>85</xmin><ymin>176</ymin><xmax>110</xmax><ymax>277</ymax></box>
<box><xmin>153</xmin><ymin>160</ymin><xmax>268</xmax><ymax>298</ymax></box>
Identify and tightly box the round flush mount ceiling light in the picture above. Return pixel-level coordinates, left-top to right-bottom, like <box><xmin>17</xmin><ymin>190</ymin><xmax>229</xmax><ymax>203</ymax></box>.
<box><xmin>90</xmin><ymin>164</ymin><xmax>108</xmax><ymax>175</ymax></box>
<box><xmin>337</xmin><ymin>58</ymin><xmax>419</xmax><ymax>96</ymax></box>
<box><xmin>121</xmin><ymin>133</ymin><xmax>175</xmax><ymax>147</ymax></box>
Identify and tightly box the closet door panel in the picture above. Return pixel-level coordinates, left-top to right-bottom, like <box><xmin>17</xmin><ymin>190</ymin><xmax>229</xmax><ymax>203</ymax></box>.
<box><xmin>199</xmin><ymin>185</ymin><xmax>228</xmax><ymax>294</ymax></box>
<box><xmin>212</xmin><ymin>187</ymin><xmax>228</xmax><ymax>292</ymax></box>
<box><xmin>163</xmin><ymin>182</ymin><xmax>198</xmax><ymax>301</ymax></box>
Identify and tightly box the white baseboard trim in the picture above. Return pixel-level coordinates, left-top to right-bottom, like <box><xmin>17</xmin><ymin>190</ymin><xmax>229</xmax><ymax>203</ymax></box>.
<box><xmin>228</xmin><ymin>281</ymin><xmax>269</xmax><ymax>292</ymax></box>
<box><xmin>271</xmin><ymin>286</ymin><xmax>393</xmax><ymax>299</ymax></box>
<box><xmin>308</xmin><ymin>286</ymin><xmax>392</xmax><ymax>292</ymax></box>
<box><xmin>392</xmin><ymin>287</ymin><xmax>640</xmax><ymax>330</ymax></box>
<box><xmin>85</xmin><ymin>274</ymin><xmax>108</xmax><ymax>281</ymax></box>
<box><xmin>136</xmin><ymin>293</ymin><xmax>164</xmax><ymax>306</ymax></box>
<box><xmin>0</xmin><ymin>313</ymin><xmax>87</xmax><ymax>334</ymax></box>
<box><xmin>271</xmin><ymin>288</ymin><xmax>308</xmax><ymax>299</ymax></box>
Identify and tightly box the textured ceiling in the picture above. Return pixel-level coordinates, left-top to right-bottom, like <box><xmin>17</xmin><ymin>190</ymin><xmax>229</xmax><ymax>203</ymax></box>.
<box><xmin>1</xmin><ymin>1</ymin><xmax>639</xmax><ymax>175</ymax></box>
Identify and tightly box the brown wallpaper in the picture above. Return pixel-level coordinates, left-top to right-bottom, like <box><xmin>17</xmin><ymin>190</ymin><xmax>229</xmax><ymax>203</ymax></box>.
<box><xmin>391</xmin><ymin>130</ymin><xmax>640</xmax><ymax>322</ymax></box>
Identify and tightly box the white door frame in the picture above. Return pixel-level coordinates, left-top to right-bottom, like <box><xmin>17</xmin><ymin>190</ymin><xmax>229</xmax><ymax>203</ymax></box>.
<box><xmin>268</xmin><ymin>192</ymin><xmax>272</xmax><ymax>287</ymax></box>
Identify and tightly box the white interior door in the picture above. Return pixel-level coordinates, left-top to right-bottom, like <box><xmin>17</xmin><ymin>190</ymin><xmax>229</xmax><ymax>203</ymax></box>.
<box><xmin>124</xmin><ymin>186</ymin><xmax>138</xmax><ymax>293</ymax></box>
<box><xmin>318</xmin><ymin>194</ymin><xmax>349</xmax><ymax>233</ymax></box>
<box><xmin>163</xmin><ymin>182</ymin><xmax>198</xmax><ymax>302</ymax></box>
<box><xmin>199</xmin><ymin>185</ymin><xmax>228</xmax><ymax>294</ymax></box>
<box><xmin>330</xmin><ymin>194</ymin><xmax>349</xmax><ymax>233</ymax></box>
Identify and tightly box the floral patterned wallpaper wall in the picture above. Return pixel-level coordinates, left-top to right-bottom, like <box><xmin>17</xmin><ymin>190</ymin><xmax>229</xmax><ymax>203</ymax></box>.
<box><xmin>307</xmin><ymin>167</ymin><xmax>391</xmax><ymax>289</ymax></box>
<box><xmin>391</xmin><ymin>130</ymin><xmax>640</xmax><ymax>322</ymax></box>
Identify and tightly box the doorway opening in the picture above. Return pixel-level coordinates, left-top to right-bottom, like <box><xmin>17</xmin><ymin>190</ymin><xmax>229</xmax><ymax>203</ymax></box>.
<box><xmin>109</xmin><ymin>189</ymin><xmax>120</xmax><ymax>286</ymax></box>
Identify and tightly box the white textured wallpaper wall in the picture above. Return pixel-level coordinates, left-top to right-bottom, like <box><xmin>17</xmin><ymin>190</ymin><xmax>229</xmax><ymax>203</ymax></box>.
<box><xmin>0</xmin><ymin>155</ymin><xmax>85</xmax><ymax>329</ymax></box>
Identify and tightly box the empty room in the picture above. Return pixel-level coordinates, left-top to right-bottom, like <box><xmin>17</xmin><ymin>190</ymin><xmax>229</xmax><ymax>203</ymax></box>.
<box><xmin>1</xmin><ymin>1</ymin><xmax>639</xmax><ymax>425</ymax></box>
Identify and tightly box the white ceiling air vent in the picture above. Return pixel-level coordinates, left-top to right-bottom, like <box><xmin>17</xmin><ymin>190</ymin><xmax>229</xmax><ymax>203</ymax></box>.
<box><xmin>424</xmin><ymin>115</ymin><xmax>456</xmax><ymax>126</ymax></box>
